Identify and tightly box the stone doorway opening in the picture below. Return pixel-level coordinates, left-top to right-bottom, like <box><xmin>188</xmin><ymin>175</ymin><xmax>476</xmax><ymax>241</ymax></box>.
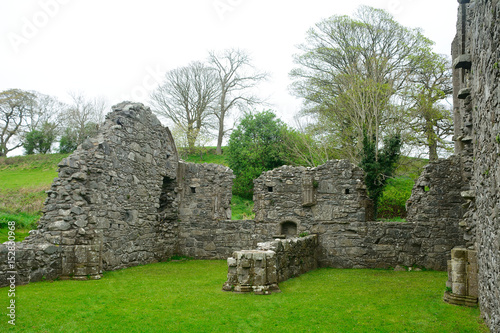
<box><xmin>158</xmin><ymin>176</ymin><xmax>176</xmax><ymax>224</ymax></box>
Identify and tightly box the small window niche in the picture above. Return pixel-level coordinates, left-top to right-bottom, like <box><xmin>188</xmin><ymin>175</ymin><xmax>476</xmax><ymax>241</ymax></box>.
<box><xmin>345</xmin><ymin>189</ymin><xmax>350</xmax><ymax>194</ymax></box>
<box><xmin>267</xmin><ymin>186</ymin><xmax>273</xmax><ymax>193</ymax></box>
<box><xmin>190</xmin><ymin>186</ymin><xmax>196</xmax><ymax>194</ymax></box>
<box><xmin>281</xmin><ymin>221</ymin><xmax>297</xmax><ymax>237</ymax></box>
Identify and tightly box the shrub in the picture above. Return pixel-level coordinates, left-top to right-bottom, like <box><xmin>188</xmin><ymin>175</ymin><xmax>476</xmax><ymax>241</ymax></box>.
<box><xmin>377</xmin><ymin>177</ymin><xmax>414</xmax><ymax>219</ymax></box>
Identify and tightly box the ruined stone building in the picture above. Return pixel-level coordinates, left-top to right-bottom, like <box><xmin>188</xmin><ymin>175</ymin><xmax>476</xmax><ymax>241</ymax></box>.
<box><xmin>0</xmin><ymin>1</ymin><xmax>498</xmax><ymax>331</ymax></box>
<box><xmin>0</xmin><ymin>100</ymin><xmax>466</xmax><ymax>285</ymax></box>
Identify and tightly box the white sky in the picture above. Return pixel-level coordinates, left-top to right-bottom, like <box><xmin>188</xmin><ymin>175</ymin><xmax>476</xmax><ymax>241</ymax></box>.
<box><xmin>1</xmin><ymin>0</ymin><xmax>459</xmax><ymax>129</ymax></box>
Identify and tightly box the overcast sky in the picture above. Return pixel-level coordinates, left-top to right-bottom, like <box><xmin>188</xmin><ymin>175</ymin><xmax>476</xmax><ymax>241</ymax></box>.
<box><xmin>1</xmin><ymin>0</ymin><xmax>459</xmax><ymax>128</ymax></box>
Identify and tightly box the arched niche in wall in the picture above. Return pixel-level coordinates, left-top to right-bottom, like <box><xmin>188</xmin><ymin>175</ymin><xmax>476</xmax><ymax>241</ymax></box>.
<box><xmin>280</xmin><ymin>221</ymin><xmax>298</xmax><ymax>237</ymax></box>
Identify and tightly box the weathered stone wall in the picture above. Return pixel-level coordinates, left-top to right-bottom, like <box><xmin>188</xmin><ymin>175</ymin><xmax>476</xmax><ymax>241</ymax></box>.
<box><xmin>0</xmin><ymin>242</ymin><xmax>62</xmax><ymax>286</ymax></box>
<box><xmin>212</xmin><ymin>220</ymin><xmax>260</xmax><ymax>258</ymax></box>
<box><xmin>0</xmin><ymin>102</ymin><xmax>240</xmax><ymax>286</ymax></box>
<box><xmin>457</xmin><ymin>0</ymin><xmax>500</xmax><ymax>329</ymax></box>
<box><xmin>24</xmin><ymin>102</ymin><xmax>180</xmax><ymax>278</ymax></box>
<box><xmin>253</xmin><ymin>161</ymin><xmax>373</xmax><ymax>237</ymax></box>
<box><xmin>176</xmin><ymin>162</ymin><xmax>234</xmax><ymax>258</ymax></box>
<box><xmin>313</xmin><ymin>220</ymin><xmax>460</xmax><ymax>271</ymax></box>
<box><xmin>222</xmin><ymin>235</ymin><xmax>318</xmax><ymax>294</ymax></box>
<box><xmin>252</xmin><ymin>159</ymin><xmax>462</xmax><ymax>271</ymax></box>
<box><xmin>406</xmin><ymin>156</ymin><xmax>467</xmax><ymax>225</ymax></box>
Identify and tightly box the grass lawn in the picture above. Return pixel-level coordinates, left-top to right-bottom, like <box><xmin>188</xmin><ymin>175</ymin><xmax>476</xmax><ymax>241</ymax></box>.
<box><xmin>0</xmin><ymin>260</ymin><xmax>488</xmax><ymax>333</ymax></box>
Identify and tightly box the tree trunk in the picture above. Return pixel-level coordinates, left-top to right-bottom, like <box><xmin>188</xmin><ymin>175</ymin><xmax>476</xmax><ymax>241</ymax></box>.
<box><xmin>187</xmin><ymin>124</ymin><xmax>196</xmax><ymax>154</ymax></box>
<box><xmin>428</xmin><ymin>140</ymin><xmax>438</xmax><ymax>161</ymax></box>
<box><xmin>426</xmin><ymin>118</ymin><xmax>438</xmax><ymax>161</ymax></box>
<box><xmin>216</xmin><ymin>115</ymin><xmax>224</xmax><ymax>155</ymax></box>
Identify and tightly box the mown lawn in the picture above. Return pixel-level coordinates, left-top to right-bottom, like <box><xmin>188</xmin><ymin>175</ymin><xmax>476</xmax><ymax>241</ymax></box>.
<box><xmin>0</xmin><ymin>260</ymin><xmax>488</xmax><ymax>332</ymax></box>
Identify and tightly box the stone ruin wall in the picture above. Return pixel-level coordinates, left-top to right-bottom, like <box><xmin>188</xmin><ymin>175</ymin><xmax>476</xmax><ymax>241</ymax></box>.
<box><xmin>252</xmin><ymin>161</ymin><xmax>464</xmax><ymax>271</ymax></box>
<box><xmin>452</xmin><ymin>0</ymin><xmax>500</xmax><ymax>329</ymax></box>
<box><xmin>176</xmin><ymin>161</ymin><xmax>236</xmax><ymax>259</ymax></box>
<box><xmin>1</xmin><ymin>102</ymin><xmax>181</xmax><ymax>284</ymax></box>
<box><xmin>1</xmin><ymin>2</ymin><xmax>498</xmax><ymax>330</ymax></box>
<box><xmin>223</xmin><ymin>235</ymin><xmax>318</xmax><ymax>294</ymax></box>
<box><xmin>0</xmin><ymin>102</ymin><xmax>245</xmax><ymax>285</ymax></box>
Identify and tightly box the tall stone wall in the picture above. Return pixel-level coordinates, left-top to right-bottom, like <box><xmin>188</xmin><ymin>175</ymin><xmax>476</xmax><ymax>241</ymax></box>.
<box><xmin>456</xmin><ymin>0</ymin><xmax>500</xmax><ymax>329</ymax></box>
<box><xmin>253</xmin><ymin>161</ymin><xmax>373</xmax><ymax>235</ymax></box>
<box><xmin>176</xmin><ymin>162</ymin><xmax>234</xmax><ymax>258</ymax></box>
<box><xmin>406</xmin><ymin>156</ymin><xmax>467</xmax><ymax>224</ymax></box>
<box><xmin>252</xmin><ymin>160</ymin><xmax>463</xmax><ymax>270</ymax></box>
<box><xmin>28</xmin><ymin>102</ymin><xmax>180</xmax><ymax>277</ymax></box>
<box><xmin>0</xmin><ymin>102</ymin><xmax>240</xmax><ymax>286</ymax></box>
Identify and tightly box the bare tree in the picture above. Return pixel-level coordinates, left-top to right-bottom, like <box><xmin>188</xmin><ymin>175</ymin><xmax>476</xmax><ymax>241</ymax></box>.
<box><xmin>151</xmin><ymin>61</ymin><xmax>219</xmax><ymax>153</ymax></box>
<box><xmin>209</xmin><ymin>49</ymin><xmax>268</xmax><ymax>155</ymax></box>
<box><xmin>26</xmin><ymin>92</ymin><xmax>65</xmax><ymax>132</ymax></box>
<box><xmin>59</xmin><ymin>92</ymin><xmax>107</xmax><ymax>151</ymax></box>
<box><xmin>0</xmin><ymin>89</ymin><xmax>37</xmax><ymax>157</ymax></box>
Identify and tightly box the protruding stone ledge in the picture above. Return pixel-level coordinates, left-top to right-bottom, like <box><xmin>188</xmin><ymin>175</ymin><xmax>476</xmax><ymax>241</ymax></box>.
<box><xmin>453</xmin><ymin>54</ymin><xmax>472</xmax><ymax>70</ymax></box>
<box><xmin>458</xmin><ymin>88</ymin><xmax>471</xmax><ymax>99</ymax></box>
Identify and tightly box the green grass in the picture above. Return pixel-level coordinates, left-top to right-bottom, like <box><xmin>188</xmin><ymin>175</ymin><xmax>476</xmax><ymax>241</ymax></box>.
<box><xmin>231</xmin><ymin>195</ymin><xmax>255</xmax><ymax>220</ymax></box>
<box><xmin>0</xmin><ymin>153</ymin><xmax>69</xmax><ymax>171</ymax></box>
<box><xmin>0</xmin><ymin>211</ymin><xmax>40</xmax><ymax>242</ymax></box>
<box><xmin>0</xmin><ymin>154</ymin><xmax>64</xmax><ymax>241</ymax></box>
<box><xmin>182</xmin><ymin>147</ymin><xmax>228</xmax><ymax>166</ymax></box>
<box><xmin>0</xmin><ymin>260</ymin><xmax>487</xmax><ymax>332</ymax></box>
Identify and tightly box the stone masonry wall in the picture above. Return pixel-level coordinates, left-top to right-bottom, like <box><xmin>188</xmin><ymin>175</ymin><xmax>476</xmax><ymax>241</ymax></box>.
<box><xmin>222</xmin><ymin>235</ymin><xmax>318</xmax><ymax>294</ymax></box>
<box><xmin>0</xmin><ymin>243</ymin><xmax>62</xmax><ymax>286</ymax></box>
<box><xmin>464</xmin><ymin>0</ymin><xmax>500</xmax><ymax>329</ymax></box>
<box><xmin>253</xmin><ymin>160</ymin><xmax>373</xmax><ymax>236</ymax></box>
<box><xmin>314</xmin><ymin>221</ymin><xmax>460</xmax><ymax>270</ymax></box>
<box><xmin>252</xmin><ymin>160</ymin><xmax>462</xmax><ymax>270</ymax></box>
<box><xmin>406</xmin><ymin>155</ymin><xmax>467</xmax><ymax>225</ymax></box>
<box><xmin>176</xmin><ymin>162</ymin><xmax>234</xmax><ymax>258</ymax></box>
<box><xmin>30</xmin><ymin>102</ymin><xmax>179</xmax><ymax>278</ymax></box>
<box><xmin>0</xmin><ymin>102</ymin><xmax>240</xmax><ymax>286</ymax></box>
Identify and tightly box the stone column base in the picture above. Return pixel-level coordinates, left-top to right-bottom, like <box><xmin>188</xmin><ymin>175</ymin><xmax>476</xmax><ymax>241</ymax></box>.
<box><xmin>443</xmin><ymin>291</ymin><xmax>478</xmax><ymax>307</ymax></box>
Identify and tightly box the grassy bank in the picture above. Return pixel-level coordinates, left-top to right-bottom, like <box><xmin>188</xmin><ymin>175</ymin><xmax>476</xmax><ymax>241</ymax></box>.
<box><xmin>0</xmin><ymin>260</ymin><xmax>487</xmax><ymax>332</ymax></box>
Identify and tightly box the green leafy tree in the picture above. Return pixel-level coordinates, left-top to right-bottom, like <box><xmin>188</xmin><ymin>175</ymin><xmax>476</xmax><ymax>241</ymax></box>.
<box><xmin>360</xmin><ymin>131</ymin><xmax>402</xmax><ymax>219</ymax></box>
<box><xmin>227</xmin><ymin>110</ymin><xmax>288</xmax><ymax>199</ymax></box>
<box><xmin>23</xmin><ymin>121</ymin><xmax>57</xmax><ymax>154</ymax></box>
<box><xmin>290</xmin><ymin>6</ymin><xmax>432</xmax><ymax>162</ymax></box>
<box><xmin>403</xmin><ymin>52</ymin><xmax>453</xmax><ymax>160</ymax></box>
<box><xmin>58</xmin><ymin>127</ymin><xmax>79</xmax><ymax>154</ymax></box>
<box><xmin>281</xmin><ymin>121</ymin><xmax>338</xmax><ymax>167</ymax></box>
<box><xmin>58</xmin><ymin>122</ymin><xmax>99</xmax><ymax>154</ymax></box>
